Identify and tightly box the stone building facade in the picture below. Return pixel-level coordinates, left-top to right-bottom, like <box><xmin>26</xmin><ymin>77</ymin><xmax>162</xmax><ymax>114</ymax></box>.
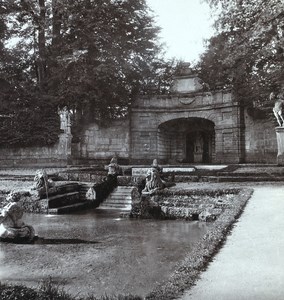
<box><xmin>129</xmin><ymin>89</ymin><xmax>243</xmax><ymax>164</ymax></box>
<box><xmin>72</xmin><ymin>72</ymin><xmax>277</xmax><ymax>165</ymax></box>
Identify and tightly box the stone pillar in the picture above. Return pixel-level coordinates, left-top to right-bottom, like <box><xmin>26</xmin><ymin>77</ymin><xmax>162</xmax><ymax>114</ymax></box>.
<box><xmin>275</xmin><ymin>127</ymin><xmax>284</xmax><ymax>165</ymax></box>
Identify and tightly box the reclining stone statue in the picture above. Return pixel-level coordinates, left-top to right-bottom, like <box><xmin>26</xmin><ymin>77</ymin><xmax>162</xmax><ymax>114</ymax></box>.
<box><xmin>33</xmin><ymin>169</ymin><xmax>54</xmax><ymax>197</ymax></box>
<box><xmin>0</xmin><ymin>192</ymin><xmax>35</xmax><ymax>243</ymax></box>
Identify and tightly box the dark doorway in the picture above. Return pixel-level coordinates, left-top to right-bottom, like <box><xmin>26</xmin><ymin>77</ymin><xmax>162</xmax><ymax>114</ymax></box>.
<box><xmin>186</xmin><ymin>133</ymin><xmax>195</xmax><ymax>163</ymax></box>
<box><xmin>202</xmin><ymin>132</ymin><xmax>210</xmax><ymax>163</ymax></box>
<box><xmin>158</xmin><ymin>118</ymin><xmax>215</xmax><ymax>164</ymax></box>
<box><xmin>185</xmin><ymin>131</ymin><xmax>212</xmax><ymax>163</ymax></box>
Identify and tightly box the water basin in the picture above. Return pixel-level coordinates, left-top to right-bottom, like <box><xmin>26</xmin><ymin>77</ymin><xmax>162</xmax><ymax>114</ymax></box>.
<box><xmin>0</xmin><ymin>209</ymin><xmax>211</xmax><ymax>298</ymax></box>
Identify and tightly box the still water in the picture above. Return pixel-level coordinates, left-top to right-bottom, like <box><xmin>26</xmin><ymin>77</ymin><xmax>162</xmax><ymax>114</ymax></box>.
<box><xmin>0</xmin><ymin>209</ymin><xmax>210</xmax><ymax>298</ymax></box>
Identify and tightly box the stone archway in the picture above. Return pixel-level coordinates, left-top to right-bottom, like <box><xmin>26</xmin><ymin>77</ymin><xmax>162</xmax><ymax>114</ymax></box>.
<box><xmin>158</xmin><ymin>118</ymin><xmax>215</xmax><ymax>164</ymax></box>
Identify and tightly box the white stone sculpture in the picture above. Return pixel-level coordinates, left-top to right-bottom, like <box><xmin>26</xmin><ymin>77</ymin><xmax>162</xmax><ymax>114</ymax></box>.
<box><xmin>271</xmin><ymin>92</ymin><xmax>284</xmax><ymax>127</ymax></box>
<box><xmin>0</xmin><ymin>192</ymin><xmax>35</xmax><ymax>243</ymax></box>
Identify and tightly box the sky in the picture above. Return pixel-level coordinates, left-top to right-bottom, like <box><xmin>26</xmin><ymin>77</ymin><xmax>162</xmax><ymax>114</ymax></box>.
<box><xmin>146</xmin><ymin>0</ymin><xmax>216</xmax><ymax>63</ymax></box>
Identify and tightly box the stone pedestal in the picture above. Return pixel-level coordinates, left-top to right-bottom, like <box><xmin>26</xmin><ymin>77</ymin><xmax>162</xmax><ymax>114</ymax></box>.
<box><xmin>275</xmin><ymin>127</ymin><xmax>284</xmax><ymax>165</ymax></box>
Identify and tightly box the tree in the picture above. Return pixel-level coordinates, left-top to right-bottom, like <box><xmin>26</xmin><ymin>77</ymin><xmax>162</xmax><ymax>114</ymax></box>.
<box><xmin>139</xmin><ymin>58</ymin><xmax>185</xmax><ymax>95</ymax></box>
<box><xmin>199</xmin><ymin>0</ymin><xmax>284</xmax><ymax>112</ymax></box>
<box><xmin>0</xmin><ymin>0</ymin><xmax>162</xmax><ymax>145</ymax></box>
<box><xmin>0</xmin><ymin>0</ymin><xmax>62</xmax><ymax>146</ymax></box>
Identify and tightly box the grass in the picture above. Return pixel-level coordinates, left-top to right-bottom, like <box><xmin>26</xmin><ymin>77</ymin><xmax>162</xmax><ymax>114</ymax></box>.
<box><xmin>0</xmin><ymin>278</ymin><xmax>142</xmax><ymax>300</ymax></box>
<box><xmin>145</xmin><ymin>188</ymin><xmax>253</xmax><ymax>299</ymax></box>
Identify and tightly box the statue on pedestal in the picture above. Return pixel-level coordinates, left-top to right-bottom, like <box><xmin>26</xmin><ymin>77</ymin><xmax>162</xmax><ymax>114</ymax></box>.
<box><xmin>270</xmin><ymin>92</ymin><xmax>284</xmax><ymax>126</ymax></box>
<box><xmin>0</xmin><ymin>192</ymin><xmax>35</xmax><ymax>243</ymax></box>
<box><xmin>271</xmin><ymin>92</ymin><xmax>284</xmax><ymax>165</ymax></box>
<box><xmin>58</xmin><ymin>106</ymin><xmax>72</xmax><ymax>134</ymax></box>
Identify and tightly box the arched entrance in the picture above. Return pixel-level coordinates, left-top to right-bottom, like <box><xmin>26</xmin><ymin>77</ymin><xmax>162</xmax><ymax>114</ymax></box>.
<box><xmin>158</xmin><ymin>118</ymin><xmax>215</xmax><ymax>164</ymax></box>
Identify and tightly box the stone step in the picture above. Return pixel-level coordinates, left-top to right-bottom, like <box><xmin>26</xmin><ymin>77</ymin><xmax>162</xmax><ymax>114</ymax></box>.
<box><xmin>106</xmin><ymin>200</ymin><xmax>132</xmax><ymax>205</ymax></box>
<box><xmin>41</xmin><ymin>192</ymin><xmax>81</xmax><ymax>209</ymax></box>
<box><xmin>99</xmin><ymin>186</ymin><xmax>133</xmax><ymax>211</ymax></box>
<box><xmin>48</xmin><ymin>202</ymin><xmax>90</xmax><ymax>214</ymax></box>
<box><xmin>115</xmin><ymin>187</ymin><xmax>134</xmax><ymax>191</ymax></box>
<box><xmin>108</xmin><ymin>194</ymin><xmax>132</xmax><ymax>199</ymax></box>
<box><xmin>99</xmin><ymin>203</ymin><xmax>132</xmax><ymax>210</ymax></box>
<box><xmin>102</xmin><ymin>200</ymin><xmax>132</xmax><ymax>206</ymax></box>
<box><xmin>109</xmin><ymin>190</ymin><xmax>132</xmax><ymax>193</ymax></box>
<box><xmin>102</xmin><ymin>196</ymin><xmax>132</xmax><ymax>204</ymax></box>
<box><xmin>111</xmin><ymin>189</ymin><xmax>133</xmax><ymax>193</ymax></box>
<box><xmin>40</xmin><ymin>183</ymin><xmax>80</xmax><ymax>198</ymax></box>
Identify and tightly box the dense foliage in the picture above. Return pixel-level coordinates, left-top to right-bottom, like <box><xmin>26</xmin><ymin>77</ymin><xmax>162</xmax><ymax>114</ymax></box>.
<box><xmin>0</xmin><ymin>0</ymin><xmax>163</xmax><ymax>146</ymax></box>
<box><xmin>198</xmin><ymin>0</ymin><xmax>284</xmax><ymax>114</ymax></box>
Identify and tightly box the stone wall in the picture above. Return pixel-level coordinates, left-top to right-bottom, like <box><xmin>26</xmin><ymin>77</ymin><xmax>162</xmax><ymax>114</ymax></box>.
<box><xmin>0</xmin><ymin>92</ymin><xmax>278</xmax><ymax>166</ymax></box>
<box><xmin>0</xmin><ymin>133</ymin><xmax>72</xmax><ymax>167</ymax></box>
<box><xmin>244</xmin><ymin>108</ymin><xmax>277</xmax><ymax>163</ymax></box>
<box><xmin>0</xmin><ymin>109</ymin><xmax>73</xmax><ymax>167</ymax></box>
<box><xmin>74</xmin><ymin>118</ymin><xmax>130</xmax><ymax>162</ymax></box>
<box><xmin>131</xmin><ymin>188</ymin><xmax>242</xmax><ymax>221</ymax></box>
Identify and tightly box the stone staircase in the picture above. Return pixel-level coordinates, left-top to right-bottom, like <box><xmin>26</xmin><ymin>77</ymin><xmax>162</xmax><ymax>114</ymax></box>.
<box><xmin>99</xmin><ymin>186</ymin><xmax>133</xmax><ymax>211</ymax></box>
<box><xmin>39</xmin><ymin>182</ymin><xmax>93</xmax><ymax>214</ymax></box>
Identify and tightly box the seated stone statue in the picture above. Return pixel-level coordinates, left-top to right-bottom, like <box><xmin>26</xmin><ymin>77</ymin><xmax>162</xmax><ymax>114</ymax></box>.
<box><xmin>142</xmin><ymin>167</ymin><xmax>165</xmax><ymax>195</ymax></box>
<box><xmin>107</xmin><ymin>157</ymin><xmax>121</xmax><ymax>176</ymax></box>
<box><xmin>141</xmin><ymin>159</ymin><xmax>175</xmax><ymax>195</ymax></box>
<box><xmin>151</xmin><ymin>159</ymin><xmax>163</xmax><ymax>175</ymax></box>
<box><xmin>0</xmin><ymin>192</ymin><xmax>35</xmax><ymax>243</ymax></box>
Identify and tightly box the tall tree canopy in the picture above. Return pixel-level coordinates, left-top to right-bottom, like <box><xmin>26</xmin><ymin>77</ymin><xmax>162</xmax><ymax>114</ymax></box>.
<box><xmin>0</xmin><ymin>0</ymin><xmax>162</xmax><ymax>146</ymax></box>
<box><xmin>198</xmin><ymin>0</ymin><xmax>284</xmax><ymax>111</ymax></box>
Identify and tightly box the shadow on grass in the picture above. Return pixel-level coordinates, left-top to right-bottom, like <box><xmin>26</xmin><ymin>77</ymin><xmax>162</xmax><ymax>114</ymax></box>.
<box><xmin>34</xmin><ymin>237</ymin><xmax>99</xmax><ymax>245</ymax></box>
<box><xmin>0</xmin><ymin>237</ymin><xmax>99</xmax><ymax>245</ymax></box>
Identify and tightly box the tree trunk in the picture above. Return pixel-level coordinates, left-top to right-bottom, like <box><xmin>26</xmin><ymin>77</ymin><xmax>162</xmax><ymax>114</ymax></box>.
<box><xmin>52</xmin><ymin>0</ymin><xmax>62</xmax><ymax>48</ymax></box>
<box><xmin>37</xmin><ymin>0</ymin><xmax>46</xmax><ymax>87</ymax></box>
